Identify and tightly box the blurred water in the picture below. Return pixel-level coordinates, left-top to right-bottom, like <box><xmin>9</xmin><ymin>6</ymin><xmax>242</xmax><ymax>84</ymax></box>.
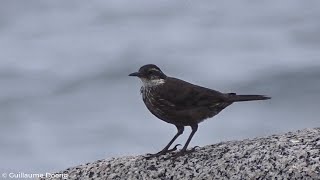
<box><xmin>1</xmin><ymin>0</ymin><xmax>320</xmax><ymax>173</ymax></box>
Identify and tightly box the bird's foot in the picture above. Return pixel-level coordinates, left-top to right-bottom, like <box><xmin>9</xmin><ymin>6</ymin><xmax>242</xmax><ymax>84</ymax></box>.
<box><xmin>145</xmin><ymin>144</ymin><xmax>181</xmax><ymax>159</ymax></box>
<box><xmin>165</xmin><ymin>146</ymin><xmax>200</xmax><ymax>160</ymax></box>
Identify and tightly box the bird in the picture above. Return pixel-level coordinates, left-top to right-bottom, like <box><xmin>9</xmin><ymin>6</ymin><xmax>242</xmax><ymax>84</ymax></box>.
<box><xmin>129</xmin><ymin>64</ymin><xmax>270</xmax><ymax>158</ymax></box>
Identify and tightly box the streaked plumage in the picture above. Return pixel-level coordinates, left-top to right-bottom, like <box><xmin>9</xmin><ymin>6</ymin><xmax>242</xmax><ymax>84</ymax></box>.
<box><xmin>129</xmin><ymin>64</ymin><xmax>270</xmax><ymax>157</ymax></box>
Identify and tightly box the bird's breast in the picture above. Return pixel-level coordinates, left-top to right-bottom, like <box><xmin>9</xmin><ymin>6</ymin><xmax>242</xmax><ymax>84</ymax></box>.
<box><xmin>141</xmin><ymin>86</ymin><xmax>173</xmax><ymax>120</ymax></box>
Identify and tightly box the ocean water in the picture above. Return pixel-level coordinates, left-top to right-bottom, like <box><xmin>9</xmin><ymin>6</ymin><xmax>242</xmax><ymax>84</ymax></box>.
<box><xmin>1</xmin><ymin>0</ymin><xmax>320</xmax><ymax>173</ymax></box>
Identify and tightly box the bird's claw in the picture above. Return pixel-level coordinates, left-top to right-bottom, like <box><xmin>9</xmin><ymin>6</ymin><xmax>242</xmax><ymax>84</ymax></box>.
<box><xmin>165</xmin><ymin>146</ymin><xmax>200</xmax><ymax>160</ymax></box>
<box><xmin>168</xmin><ymin>144</ymin><xmax>181</xmax><ymax>152</ymax></box>
<box><xmin>145</xmin><ymin>144</ymin><xmax>181</xmax><ymax>159</ymax></box>
<box><xmin>191</xmin><ymin>146</ymin><xmax>200</xmax><ymax>151</ymax></box>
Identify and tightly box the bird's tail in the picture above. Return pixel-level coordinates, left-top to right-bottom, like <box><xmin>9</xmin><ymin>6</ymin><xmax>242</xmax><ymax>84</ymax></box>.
<box><xmin>227</xmin><ymin>93</ymin><xmax>271</xmax><ymax>102</ymax></box>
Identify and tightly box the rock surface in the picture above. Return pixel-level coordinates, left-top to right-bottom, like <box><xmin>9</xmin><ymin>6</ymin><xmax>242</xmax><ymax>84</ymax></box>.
<box><xmin>42</xmin><ymin>128</ymin><xmax>320</xmax><ymax>180</ymax></box>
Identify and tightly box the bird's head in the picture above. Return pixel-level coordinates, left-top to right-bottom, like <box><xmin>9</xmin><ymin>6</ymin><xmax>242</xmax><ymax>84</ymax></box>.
<box><xmin>129</xmin><ymin>64</ymin><xmax>167</xmax><ymax>86</ymax></box>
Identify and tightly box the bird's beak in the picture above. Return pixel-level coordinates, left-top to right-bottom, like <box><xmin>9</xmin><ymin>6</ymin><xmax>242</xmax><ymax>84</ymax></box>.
<box><xmin>129</xmin><ymin>72</ymin><xmax>141</xmax><ymax>77</ymax></box>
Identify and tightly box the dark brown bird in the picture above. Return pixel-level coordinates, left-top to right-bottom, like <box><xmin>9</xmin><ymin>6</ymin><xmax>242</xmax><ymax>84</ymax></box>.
<box><xmin>129</xmin><ymin>64</ymin><xmax>270</xmax><ymax>157</ymax></box>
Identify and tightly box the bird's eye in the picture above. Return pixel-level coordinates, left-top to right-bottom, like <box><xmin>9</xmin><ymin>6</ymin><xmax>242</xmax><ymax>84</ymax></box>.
<box><xmin>148</xmin><ymin>70</ymin><xmax>153</xmax><ymax>75</ymax></box>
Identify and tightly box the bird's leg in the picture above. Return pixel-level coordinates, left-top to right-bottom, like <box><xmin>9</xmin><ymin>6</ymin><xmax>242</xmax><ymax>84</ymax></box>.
<box><xmin>146</xmin><ymin>126</ymin><xmax>184</xmax><ymax>158</ymax></box>
<box><xmin>173</xmin><ymin>124</ymin><xmax>198</xmax><ymax>157</ymax></box>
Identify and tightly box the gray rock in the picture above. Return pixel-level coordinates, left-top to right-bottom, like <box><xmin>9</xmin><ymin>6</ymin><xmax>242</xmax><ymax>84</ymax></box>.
<box><xmin>41</xmin><ymin>128</ymin><xmax>320</xmax><ymax>180</ymax></box>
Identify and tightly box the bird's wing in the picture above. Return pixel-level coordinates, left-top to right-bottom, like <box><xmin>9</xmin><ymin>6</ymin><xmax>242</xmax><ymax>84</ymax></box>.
<box><xmin>157</xmin><ymin>77</ymin><xmax>228</xmax><ymax>110</ymax></box>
